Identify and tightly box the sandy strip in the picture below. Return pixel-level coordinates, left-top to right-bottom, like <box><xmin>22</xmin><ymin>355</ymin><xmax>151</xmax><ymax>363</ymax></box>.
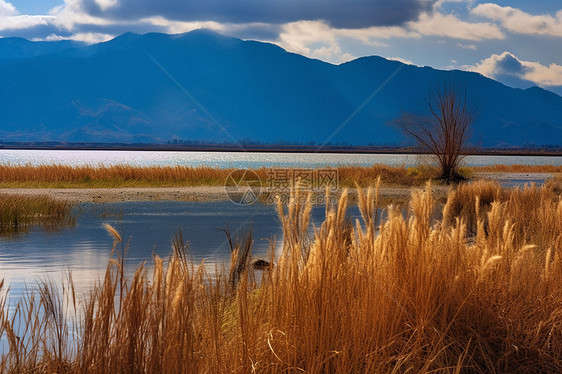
<box><xmin>0</xmin><ymin>186</ymin><xmax>230</xmax><ymax>203</ymax></box>
<box><xmin>473</xmin><ymin>172</ymin><xmax>555</xmax><ymax>181</ymax></box>
<box><xmin>0</xmin><ymin>172</ymin><xmax>553</xmax><ymax>204</ymax></box>
<box><xmin>0</xmin><ymin>185</ymin><xmax>449</xmax><ymax>204</ymax></box>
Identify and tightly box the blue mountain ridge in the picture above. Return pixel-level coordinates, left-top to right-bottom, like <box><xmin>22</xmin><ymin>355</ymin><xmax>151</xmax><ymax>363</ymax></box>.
<box><xmin>0</xmin><ymin>30</ymin><xmax>561</xmax><ymax>146</ymax></box>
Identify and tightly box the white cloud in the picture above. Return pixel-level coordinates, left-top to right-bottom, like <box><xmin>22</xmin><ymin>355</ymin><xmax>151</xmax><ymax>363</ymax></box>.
<box><xmin>273</xmin><ymin>12</ymin><xmax>504</xmax><ymax>64</ymax></box>
<box><xmin>95</xmin><ymin>0</ymin><xmax>118</xmax><ymax>12</ymax></box>
<box><xmin>387</xmin><ymin>56</ymin><xmax>415</xmax><ymax>65</ymax></box>
<box><xmin>0</xmin><ymin>0</ymin><xmax>54</xmax><ymax>31</ymax></box>
<box><xmin>275</xmin><ymin>18</ymin><xmax>424</xmax><ymax>63</ymax></box>
<box><xmin>464</xmin><ymin>51</ymin><xmax>562</xmax><ymax>87</ymax></box>
<box><xmin>274</xmin><ymin>20</ymin><xmax>423</xmax><ymax>63</ymax></box>
<box><xmin>141</xmin><ymin>16</ymin><xmax>225</xmax><ymax>34</ymax></box>
<box><xmin>0</xmin><ymin>14</ymin><xmax>53</xmax><ymax>30</ymax></box>
<box><xmin>525</xmin><ymin>62</ymin><xmax>562</xmax><ymax>87</ymax></box>
<box><xmin>277</xmin><ymin>21</ymin><xmax>355</xmax><ymax>63</ymax></box>
<box><xmin>472</xmin><ymin>4</ymin><xmax>562</xmax><ymax>37</ymax></box>
<box><xmin>434</xmin><ymin>0</ymin><xmax>474</xmax><ymax>9</ymax></box>
<box><xmin>49</xmin><ymin>0</ymin><xmax>114</xmax><ymax>32</ymax></box>
<box><xmin>458</xmin><ymin>42</ymin><xmax>477</xmax><ymax>50</ymax></box>
<box><xmin>336</xmin><ymin>25</ymin><xmax>420</xmax><ymax>42</ymax></box>
<box><xmin>0</xmin><ymin>0</ymin><xmax>16</xmax><ymax>16</ymax></box>
<box><xmin>4</xmin><ymin>0</ymin><xmax>559</xmax><ymax>79</ymax></box>
<box><xmin>37</xmin><ymin>32</ymin><xmax>115</xmax><ymax>43</ymax></box>
<box><xmin>464</xmin><ymin>52</ymin><xmax>516</xmax><ymax>77</ymax></box>
<box><xmin>409</xmin><ymin>12</ymin><xmax>504</xmax><ymax>41</ymax></box>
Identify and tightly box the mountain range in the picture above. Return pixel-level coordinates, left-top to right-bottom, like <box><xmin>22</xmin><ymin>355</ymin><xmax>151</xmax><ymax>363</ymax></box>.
<box><xmin>0</xmin><ymin>30</ymin><xmax>561</xmax><ymax>147</ymax></box>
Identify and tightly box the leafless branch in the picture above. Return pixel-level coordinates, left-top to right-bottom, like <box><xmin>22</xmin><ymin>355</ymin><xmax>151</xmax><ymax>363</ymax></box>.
<box><xmin>392</xmin><ymin>80</ymin><xmax>476</xmax><ymax>183</ymax></box>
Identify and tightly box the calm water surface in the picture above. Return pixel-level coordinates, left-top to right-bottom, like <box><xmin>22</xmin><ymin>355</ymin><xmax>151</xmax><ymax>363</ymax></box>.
<box><xmin>0</xmin><ymin>148</ymin><xmax>559</xmax><ymax>304</ymax></box>
<box><xmin>1</xmin><ymin>149</ymin><xmax>561</xmax><ymax>168</ymax></box>
<box><xmin>0</xmin><ymin>201</ymin><xmax>360</xmax><ymax>303</ymax></box>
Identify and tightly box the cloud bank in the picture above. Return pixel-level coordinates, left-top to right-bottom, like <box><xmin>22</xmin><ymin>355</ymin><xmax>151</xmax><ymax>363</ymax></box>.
<box><xmin>472</xmin><ymin>3</ymin><xmax>562</xmax><ymax>37</ymax></box>
<box><xmin>465</xmin><ymin>52</ymin><xmax>562</xmax><ymax>88</ymax></box>
<box><xmin>0</xmin><ymin>0</ymin><xmax>561</xmax><ymax>93</ymax></box>
<box><xmin>79</xmin><ymin>0</ymin><xmax>435</xmax><ymax>29</ymax></box>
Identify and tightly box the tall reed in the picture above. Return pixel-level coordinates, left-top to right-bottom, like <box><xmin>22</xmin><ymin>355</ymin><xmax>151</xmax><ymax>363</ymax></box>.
<box><xmin>0</xmin><ymin>194</ymin><xmax>74</xmax><ymax>235</ymax></box>
<box><xmin>0</xmin><ymin>163</ymin><xmax>434</xmax><ymax>188</ymax></box>
<box><xmin>0</xmin><ymin>181</ymin><xmax>561</xmax><ymax>372</ymax></box>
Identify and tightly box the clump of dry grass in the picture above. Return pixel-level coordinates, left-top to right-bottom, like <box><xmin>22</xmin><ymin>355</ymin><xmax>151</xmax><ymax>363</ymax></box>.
<box><xmin>443</xmin><ymin>180</ymin><xmax>562</xmax><ymax>248</ymax></box>
<box><xmin>546</xmin><ymin>174</ymin><xmax>562</xmax><ymax>194</ymax></box>
<box><xmin>2</xmin><ymin>162</ymin><xmax>560</xmax><ymax>190</ymax></box>
<box><xmin>1</xmin><ymin>181</ymin><xmax>562</xmax><ymax>372</ymax></box>
<box><xmin>0</xmin><ymin>163</ymin><xmax>246</xmax><ymax>188</ymax></box>
<box><xmin>0</xmin><ymin>163</ymin><xmax>435</xmax><ymax>189</ymax></box>
<box><xmin>0</xmin><ymin>194</ymin><xmax>74</xmax><ymax>235</ymax></box>
<box><xmin>442</xmin><ymin>180</ymin><xmax>503</xmax><ymax>234</ymax></box>
<box><xmin>1</xmin><ymin>163</ymin><xmax>561</xmax><ymax>191</ymax></box>
<box><xmin>473</xmin><ymin>164</ymin><xmax>562</xmax><ymax>173</ymax></box>
<box><xmin>338</xmin><ymin>164</ymin><xmax>435</xmax><ymax>187</ymax></box>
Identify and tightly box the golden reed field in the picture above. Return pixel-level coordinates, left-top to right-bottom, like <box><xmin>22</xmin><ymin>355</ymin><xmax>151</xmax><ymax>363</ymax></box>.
<box><xmin>0</xmin><ymin>179</ymin><xmax>561</xmax><ymax>372</ymax></box>
<box><xmin>2</xmin><ymin>163</ymin><xmax>560</xmax><ymax>189</ymax></box>
<box><xmin>0</xmin><ymin>163</ymin><xmax>430</xmax><ymax>188</ymax></box>
<box><xmin>0</xmin><ymin>194</ymin><xmax>73</xmax><ymax>235</ymax></box>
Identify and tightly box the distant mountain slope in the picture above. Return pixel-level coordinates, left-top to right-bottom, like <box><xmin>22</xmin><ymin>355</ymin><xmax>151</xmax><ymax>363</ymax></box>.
<box><xmin>0</xmin><ymin>30</ymin><xmax>561</xmax><ymax>146</ymax></box>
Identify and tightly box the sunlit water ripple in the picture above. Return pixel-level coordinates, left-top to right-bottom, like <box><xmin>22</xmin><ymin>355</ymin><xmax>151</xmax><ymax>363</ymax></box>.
<box><xmin>1</xmin><ymin>149</ymin><xmax>561</xmax><ymax>168</ymax></box>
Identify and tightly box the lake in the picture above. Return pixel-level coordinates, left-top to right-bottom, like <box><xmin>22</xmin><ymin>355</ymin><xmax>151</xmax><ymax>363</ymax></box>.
<box><xmin>1</xmin><ymin>149</ymin><xmax>561</xmax><ymax>168</ymax></box>
<box><xmin>0</xmin><ymin>200</ymin><xmax>361</xmax><ymax>304</ymax></box>
<box><xmin>0</xmin><ymin>148</ymin><xmax>560</xmax><ymax>304</ymax></box>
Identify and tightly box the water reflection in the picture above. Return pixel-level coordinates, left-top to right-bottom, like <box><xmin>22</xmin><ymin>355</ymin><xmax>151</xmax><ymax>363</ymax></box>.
<box><xmin>0</xmin><ymin>198</ymin><xmax>76</xmax><ymax>237</ymax></box>
<box><xmin>0</xmin><ymin>201</ymin><xmax>361</xmax><ymax>304</ymax></box>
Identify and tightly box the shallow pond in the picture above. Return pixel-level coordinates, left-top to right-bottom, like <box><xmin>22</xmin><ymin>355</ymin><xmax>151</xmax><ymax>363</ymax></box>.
<box><xmin>0</xmin><ymin>201</ymin><xmax>362</xmax><ymax>303</ymax></box>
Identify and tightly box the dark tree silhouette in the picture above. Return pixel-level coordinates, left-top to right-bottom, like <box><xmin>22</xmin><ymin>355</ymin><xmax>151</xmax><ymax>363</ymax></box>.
<box><xmin>393</xmin><ymin>81</ymin><xmax>477</xmax><ymax>183</ymax></box>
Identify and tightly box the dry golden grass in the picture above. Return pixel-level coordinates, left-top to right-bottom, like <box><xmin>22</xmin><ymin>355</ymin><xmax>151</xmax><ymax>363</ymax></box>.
<box><xmin>338</xmin><ymin>164</ymin><xmax>435</xmax><ymax>187</ymax></box>
<box><xmin>0</xmin><ymin>163</ymin><xmax>560</xmax><ymax>190</ymax></box>
<box><xmin>0</xmin><ymin>194</ymin><xmax>74</xmax><ymax>235</ymax></box>
<box><xmin>0</xmin><ymin>163</ymin><xmax>239</xmax><ymax>188</ymax></box>
<box><xmin>0</xmin><ymin>163</ymin><xmax>439</xmax><ymax>190</ymax></box>
<box><xmin>473</xmin><ymin>164</ymin><xmax>562</xmax><ymax>173</ymax></box>
<box><xmin>442</xmin><ymin>180</ymin><xmax>503</xmax><ymax>234</ymax></box>
<box><xmin>1</xmin><ymin>181</ymin><xmax>562</xmax><ymax>372</ymax></box>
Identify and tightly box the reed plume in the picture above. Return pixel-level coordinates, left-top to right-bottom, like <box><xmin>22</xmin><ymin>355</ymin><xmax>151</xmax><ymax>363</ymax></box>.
<box><xmin>0</xmin><ymin>180</ymin><xmax>561</xmax><ymax>372</ymax></box>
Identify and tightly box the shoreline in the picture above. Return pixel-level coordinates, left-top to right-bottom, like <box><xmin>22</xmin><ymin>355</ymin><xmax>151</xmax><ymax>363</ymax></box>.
<box><xmin>0</xmin><ymin>186</ymin><xmax>229</xmax><ymax>203</ymax></box>
<box><xmin>1</xmin><ymin>144</ymin><xmax>561</xmax><ymax>157</ymax></box>
<box><xmin>472</xmin><ymin>171</ymin><xmax>555</xmax><ymax>180</ymax></box>
<box><xmin>0</xmin><ymin>172</ymin><xmax>554</xmax><ymax>204</ymax></box>
<box><xmin>0</xmin><ymin>185</ymin><xmax>431</xmax><ymax>204</ymax></box>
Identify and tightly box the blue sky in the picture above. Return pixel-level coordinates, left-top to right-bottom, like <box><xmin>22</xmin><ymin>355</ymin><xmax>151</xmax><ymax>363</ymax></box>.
<box><xmin>2</xmin><ymin>0</ymin><xmax>562</xmax><ymax>95</ymax></box>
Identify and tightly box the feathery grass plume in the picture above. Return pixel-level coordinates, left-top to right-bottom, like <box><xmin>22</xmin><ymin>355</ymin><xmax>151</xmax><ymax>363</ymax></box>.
<box><xmin>223</xmin><ymin>226</ymin><xmax>254</xmax><ymax>291</ymax></box>
<box><xmin>410</xmin><ymin>180</ymin><xmax>434</xmax><ymax>238</ymax></box>
<box><xmin>103</xmin><ymin>223</ymin><xmax>122</xmax><ymax>244</ymax></box>
<box><xmin>478</xmin><ymin>255</ymin><xmax>503</xmax><ymax>281</ymax></box>
<box><xmin>356</xmin><ymin>184</ymin><xmax>376</xmax><ymax>229</ymax></box>
<box><xmin>545</xmin><ymin>247</ymin><xmax>552</xmax><ymax>279</ymax></box>
<box><xmin>443</xmin><ymin>180</ymin><xmax>502</xmax><ymax>234</ymax></box>
<box><xmin>374</xmin><ymin>175</ymin><xmax>381</xmax><ymax>227</ymax></box>
<box><xmin>0</xmin><ymin>181</ymin><xmax>562</xmax><ymax>371</ymax></box>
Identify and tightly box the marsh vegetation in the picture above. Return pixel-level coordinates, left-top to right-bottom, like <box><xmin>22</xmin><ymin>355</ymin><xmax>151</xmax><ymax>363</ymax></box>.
<box><xmin>0</xmin><ymin>180</ymin><xmax>561</xmax><ymax>372</ymax></box>
<box><xmin>0</xmin><ymin>163</ymin><xmax>559</xmax><ymax>189</ymax></box>
<box><xmin>0</xmin><ymin>194</ymin><xmax>74</xmax><ymax>235</ymax></box>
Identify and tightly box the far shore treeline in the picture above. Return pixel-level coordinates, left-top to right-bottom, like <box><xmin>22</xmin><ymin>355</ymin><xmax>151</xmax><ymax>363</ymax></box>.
<box><xmin>0</xmin><ymin>142</ymin><xmax>560</xmax><ymax>156</ymax></box>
